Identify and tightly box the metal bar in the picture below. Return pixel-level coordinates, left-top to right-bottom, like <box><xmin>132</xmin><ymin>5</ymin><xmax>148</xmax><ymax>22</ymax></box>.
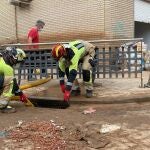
<box><xmin>128</xmin><ymin>46</ymin><xmax>131</xmax><ymax>78</ymax></box>
<box><xmin>121</xmin><ymin>47</ymin><xmax>125</xmax><ymax>78</ymax></box>
<box><xmin>109</xmin><ymin>47</ymin><xmax>112</xmax><ymax>78</ymax></box>
<box><xmin>1</xmin><ymin>38</ymin><xmax>143</xmax><ymax>47</ymax></box>
<box><xmin>135</xmin><ymin>47</ymin><xmax>138</xmax><ymax>78</ymax></box>
<box><xmin>103</xmin><ymin>48</ymin><xmax>106</xmax><ymax>78</ymax></box>
<box><xmin>115</xmin><ymin>47</ymin><xmax>119</xmax><ymax>78</ymax></box>
<box><xmin>140</xmin><ymin>40</ymin><xmax>143</xmax><ymax>88</ymax></box>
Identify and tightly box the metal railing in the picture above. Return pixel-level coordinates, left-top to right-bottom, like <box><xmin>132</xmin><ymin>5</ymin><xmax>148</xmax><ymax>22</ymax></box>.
<box><xmin>1</xmin><ymin>38</ymin><xmax>144</xmax><ymax>86</ymax></box>
<box><xmin>1</xmin><ymin>38</ymin><xmax>143</xmax><ymax>48</ymax></box>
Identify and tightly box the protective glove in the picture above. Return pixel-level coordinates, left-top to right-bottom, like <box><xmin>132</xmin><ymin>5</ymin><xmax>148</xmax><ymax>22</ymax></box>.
<box><xmin>60</xmin><ymin>84</ymin><xmax>65</xmax><ymax>93</ymax></box>
<box><xmin>64</xmin><ymin>90</ymin><xmax>71</xmax><ymax>102</ymax></box>
<box><xmin>19</xmin><ymin>93</ymin><xmax>28</xmax><ymax>103</ymax></box>
<box><xmin>89</xmin><ymin>59</ymin><xmax>96</xmax><ymax>67</ymax></box>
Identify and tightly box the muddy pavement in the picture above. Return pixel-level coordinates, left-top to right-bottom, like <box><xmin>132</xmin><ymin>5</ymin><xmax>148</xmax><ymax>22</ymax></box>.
<box><xmin>1</xmin><ymin>102</ymin><xmax>150</xmax><ymax>149</ymax></box>
<box><xmin>24</xmin><ymin>71</ymin><xmax>150</xmax><ymax>105</ymax></box>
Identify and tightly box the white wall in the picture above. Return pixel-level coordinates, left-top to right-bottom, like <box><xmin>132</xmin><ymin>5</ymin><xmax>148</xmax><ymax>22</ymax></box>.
<box><xmin>134</xmin><ymin>0</ymin><xmax>150</xmax><ymax>23</ymax></box>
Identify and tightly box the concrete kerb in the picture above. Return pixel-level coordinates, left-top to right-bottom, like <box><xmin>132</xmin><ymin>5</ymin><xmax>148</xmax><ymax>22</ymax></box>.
<box><xmin>28</xmin><ymin>94</ymin><xmax>150</xmax><ymax>106</ymax></box>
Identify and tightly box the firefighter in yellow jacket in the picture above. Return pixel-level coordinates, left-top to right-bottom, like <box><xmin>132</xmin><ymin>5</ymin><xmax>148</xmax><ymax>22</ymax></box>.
<box><xmin>51</xmin><ymin>40</ymin><xmax>97</xmax><ymax>108</ymax></box>
<box><xmin>0</xmin><ymin>47</ymin><xmax>28</xmax><ymax>113</ymax></box>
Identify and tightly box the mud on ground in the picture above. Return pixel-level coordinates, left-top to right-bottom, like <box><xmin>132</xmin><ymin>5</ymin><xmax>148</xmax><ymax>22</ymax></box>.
<box><xmin>1</xmin><ymin>102</ymin><xmax>150</xmax><ymax>150</ymax></box>
<box><xmin>0</xmin><ymin>71</ymin><xmax>150</xmax><ymax>149</ymax></box>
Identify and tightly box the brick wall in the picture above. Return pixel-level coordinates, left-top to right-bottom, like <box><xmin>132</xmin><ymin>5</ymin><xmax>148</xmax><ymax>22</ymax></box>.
<box><xmin>104</xmin><ymin>0</ymin><xmax>134</xmax><ymax>38</ymax></box>
<box><xmin>0</xmin><ymin>0</ymin><xmax>16</xmax><ymax>44</ymax></box>
<box><xmin>0</xmin><ymin>0</ymin><xmax>134</xmax><ymax>45</ymax></box>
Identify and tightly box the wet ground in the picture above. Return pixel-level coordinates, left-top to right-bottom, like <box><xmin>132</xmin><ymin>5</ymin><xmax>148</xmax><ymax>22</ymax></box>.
<box><xmin>0</xmin><ymin>71</ymin><xmax>150</xmax><ymax>149</ymax></box>
<box><xmin>1</xmin><ymin>102</ymin><xmax>150</xmax><ymax>149</ymax></box>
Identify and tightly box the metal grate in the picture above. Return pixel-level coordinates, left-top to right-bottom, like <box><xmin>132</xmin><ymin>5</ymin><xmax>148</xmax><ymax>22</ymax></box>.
<box><xmin>15</xmin><ymin>49</ymin><xmax>58</xmax><ymax>84</ymax></box>
<box><xmin>94</xmin><ymin>46</ymin><xmax>142</xmax><ymax>79</ymax></box>
<box><xmin>15</xmin><ymin>45</ymin><xmax>142</xmax><ymax>85</ymax></box>
<box><xmin>1</xmin><ymin>38</ymin><xmax>143</xmax><ymax>86</ymax></box>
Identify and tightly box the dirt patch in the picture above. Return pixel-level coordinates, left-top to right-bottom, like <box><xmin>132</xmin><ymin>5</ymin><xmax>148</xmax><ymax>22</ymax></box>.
<box><xmin>0</xmin><ymin>119</ymin><xmax>110</xmax><ymax>150</ymax></box>
<box><xmin>1</xmin><ymin>121</ymin><xmax>66</xmax><ymax>150</ymax></box>
<box><xmin>1</xmin><ymin>97</ymin><xmax>150</xmax><ymax>149</ymax></box>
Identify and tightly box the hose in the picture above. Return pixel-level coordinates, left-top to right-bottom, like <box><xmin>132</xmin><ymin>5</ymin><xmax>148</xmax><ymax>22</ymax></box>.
<box><xmin>19</xmin><ymin>77</ymin><xmax>51</xmax><ymax>90</ymax></box>
<box><xmin>10</xmin><ymin>77</ymin><xmax>51</xmax><ymax>106</ymax></box>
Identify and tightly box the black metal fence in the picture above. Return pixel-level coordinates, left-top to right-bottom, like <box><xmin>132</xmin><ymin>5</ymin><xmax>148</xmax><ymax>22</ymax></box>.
<box><xmin>15</xmin><ymin>49</ymin><xmax>58</xmax><ymax>84</ymax></box>
<box><xmin>16</xmin><ymin>45</ymin><xmax>142</xmax><ymax>82</ymax></box>
<box><xmin>1</xmin><ymin>38</ymin><xmax>143</xmax><ymax>85</ymax></box>
<box><xmin>94</xmin><ymin>46</ymin><xmax>142</xmax><ymax>79</ymax></box>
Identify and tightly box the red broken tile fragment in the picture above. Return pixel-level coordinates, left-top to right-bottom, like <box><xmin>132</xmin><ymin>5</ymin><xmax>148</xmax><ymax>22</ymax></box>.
<box><xmin>83</xmin><ymin>107</ymin><xmax>96</xmax><ymax>114</ymax></box>
<box><xmin>7</xmin><ymin>121</ymin><xmax>67</xmax><ymax>150</ymax></box>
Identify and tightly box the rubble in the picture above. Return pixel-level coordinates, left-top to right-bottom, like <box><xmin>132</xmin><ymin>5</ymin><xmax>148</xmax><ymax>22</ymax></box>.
<box><xmin>5</xmin><ymin>120</ymin><xmax>67</xmax><ymax>150</ymax></box>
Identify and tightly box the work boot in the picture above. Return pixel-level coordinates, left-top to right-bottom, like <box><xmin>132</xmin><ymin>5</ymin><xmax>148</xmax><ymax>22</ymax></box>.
<box><xmin>1</xmin><ymin>106</ymin><xmax>16</xmax><ymax>113</ymax></box>
<box><xmin>71</xmin><ymin>88</ymin><xmax>81</xmax><ymax>96</ymax></box>
<box><xmin>86</xmin><ymin>90</ymin><xmax>93</xmax><ymax>98</ymax></box>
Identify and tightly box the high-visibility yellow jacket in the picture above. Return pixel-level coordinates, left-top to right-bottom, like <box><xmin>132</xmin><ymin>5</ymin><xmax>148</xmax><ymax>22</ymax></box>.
<box><xmin>58</xmin><ymin>40</ymin><xmax>95</xmax><ymax>85</ymax></box>
<box><xmin>0</xmin><ymin>57</ymin><xmax>13</xmax><ymax>76</ymax></box>
<box><xmin>0</xmin><ymin>57</ymin><xmax>19</xmax><ymax>98</ymax></box>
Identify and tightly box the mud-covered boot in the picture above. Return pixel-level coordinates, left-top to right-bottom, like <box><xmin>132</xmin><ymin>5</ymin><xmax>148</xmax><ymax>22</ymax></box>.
<box><xmin>86</xmin><ymin>90</ymin><xmax>93</xmax><ymax>98</ymax></box>
<box><xmin>1</xmin><ymin>106</ymin><xmax>16</xmax><ymax>113</ymax></box>
<box><xmin>71</xmin><ymin>88</ymin><xmax>81</xmax><ymax>96</ymax></box>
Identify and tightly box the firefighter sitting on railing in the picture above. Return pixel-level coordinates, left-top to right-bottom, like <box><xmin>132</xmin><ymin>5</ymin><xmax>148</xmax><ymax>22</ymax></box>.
<box><xmin>0</xmin><ymin>47</ymin><xmax>28</xmax><ymax>113</ymax></box>
<box><xmin>51</xmin><ymin>40</ymin><xmax>97</xmax><ymax>108</ymax></box>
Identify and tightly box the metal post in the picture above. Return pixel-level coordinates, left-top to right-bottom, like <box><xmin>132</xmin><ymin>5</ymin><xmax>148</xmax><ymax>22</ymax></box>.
<box><xmin>140</xmin><ymin>40</ymin><xmax>143</xmax><ymax>88</ymax></box>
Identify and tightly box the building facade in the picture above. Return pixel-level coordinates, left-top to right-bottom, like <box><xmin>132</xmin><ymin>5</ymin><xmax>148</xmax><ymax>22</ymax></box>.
<box><xmin>0</xmin><ymin>0</ymin><xmax>134</xmax><ymax>45</ymax></box>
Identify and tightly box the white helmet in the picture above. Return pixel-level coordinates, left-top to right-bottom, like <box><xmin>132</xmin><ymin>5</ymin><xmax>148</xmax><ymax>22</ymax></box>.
<box><xmin>3</xmin><ymin>47</ymin><xmax>26</xmax><ymax>66</ymax></box>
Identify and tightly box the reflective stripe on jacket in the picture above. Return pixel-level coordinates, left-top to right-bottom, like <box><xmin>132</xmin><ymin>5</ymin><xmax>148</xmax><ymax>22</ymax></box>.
<box><xmin>58</xmin><ymin>40</ymin><xmax>86</xmax><ymax>73</ymax></box>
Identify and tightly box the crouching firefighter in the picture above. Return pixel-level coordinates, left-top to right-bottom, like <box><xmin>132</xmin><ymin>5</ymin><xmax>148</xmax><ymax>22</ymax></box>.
<box><xmin>0</xmin><ymin>47</ymin><xmax>28</xmax><ymax>113</ymax></box>
<box><xmin>51</xmin><ymin>40</ymin><xmax>97</xmax><ymax>108</ymax></box>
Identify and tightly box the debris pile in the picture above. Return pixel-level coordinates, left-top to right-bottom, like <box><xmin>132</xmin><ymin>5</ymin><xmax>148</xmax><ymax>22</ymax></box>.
<box><xmin>6</xmin><ymin>120</ymin><xmax>66</xmax><ymax>150</ymax></box>
<box><xmin>62</xmin><ymin>121</ymin><xmax>110</xmax><ymax>149</ymax></box>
